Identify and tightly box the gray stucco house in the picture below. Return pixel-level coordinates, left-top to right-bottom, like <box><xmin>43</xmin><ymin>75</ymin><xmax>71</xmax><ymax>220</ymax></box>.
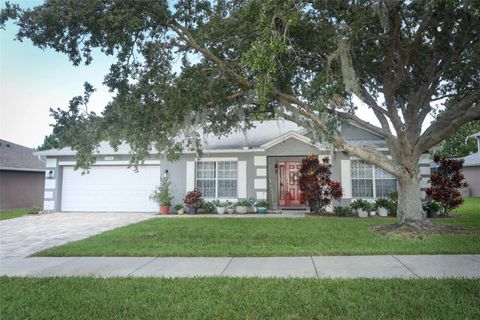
<box><xmin>461</xmin><ymin>132</ymin><xmax>480</xmax><ymax>197</ymax></box>
<box><xmin>35</xmin><ymin>120</ymin><xmax>431</xmax><ymax>213</ymax></box>
<box><xmin>0</xmin><ymin>139</ymin><xmax>45</xmax><ymax>211</ymax></box>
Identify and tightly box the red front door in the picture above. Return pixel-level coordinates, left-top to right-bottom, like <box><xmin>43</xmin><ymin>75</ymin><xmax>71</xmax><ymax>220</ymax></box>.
<box><xmin>277</xmin><ymin>162</ymin><xmax>304</xmax><ymax>207</ymax></box>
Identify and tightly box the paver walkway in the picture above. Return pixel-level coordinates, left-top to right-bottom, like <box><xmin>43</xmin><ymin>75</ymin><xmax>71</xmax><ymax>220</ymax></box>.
<box><xmin>0</xmin><ymin>212</ymin><xmax>153</xmax><ymax>258</ymax></box>
<box><xmin>1</xmin><ymin>255</ymin><xmax>479</xmax><ymax>279</ymax></box>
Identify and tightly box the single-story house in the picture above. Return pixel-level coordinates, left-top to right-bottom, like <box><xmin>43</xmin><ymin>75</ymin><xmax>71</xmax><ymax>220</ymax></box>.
<box><xmin>34</xmin><ymin>121</ymin><xmax>431</xmax><ymax>213</ymax></box>
<box><xmin>0</xmin><ymin>139</ymin><xmax>45</xmax><ymax>210</ymax></box>
<box><xmin>461</xmin><ymin>132</ymin><xmax>480</xmax><ymax>197</ymax></box>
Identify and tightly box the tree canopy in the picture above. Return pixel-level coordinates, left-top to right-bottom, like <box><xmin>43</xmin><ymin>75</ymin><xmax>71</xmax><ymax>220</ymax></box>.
<box><xmin>438</xmin><ymin>120</ymin><xmax>480</xmax><ymax>158</ymax></box>
<box><xmin>36</xmin><ymin>133</ymin><xmax>60</xmax><ymax>151</ymax></box>
<box><xmin>2</xmin><ymin>0</ymin><xmax>479</xmax><ymax>225</ymax></box>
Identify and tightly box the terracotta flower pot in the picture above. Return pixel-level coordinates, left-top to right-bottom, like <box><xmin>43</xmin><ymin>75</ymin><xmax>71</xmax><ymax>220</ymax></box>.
<box><xmin>159</xmin><ymin>205</ymin><xmax>170</xmax><ymax>215</ymax></box>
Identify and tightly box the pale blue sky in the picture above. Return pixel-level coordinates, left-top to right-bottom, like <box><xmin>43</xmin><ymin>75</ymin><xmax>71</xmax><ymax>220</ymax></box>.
<box><xmin>0</xmin><ymin>0</ymin><xmax>114</xmax><ymax>147</ymax></box>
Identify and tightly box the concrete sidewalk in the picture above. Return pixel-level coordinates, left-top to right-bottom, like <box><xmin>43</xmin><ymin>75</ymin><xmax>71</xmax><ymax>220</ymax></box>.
<box><xmin>1</xmin><ymin>255</ymin><xmax>479</xmax><ymax>279</ymax></box>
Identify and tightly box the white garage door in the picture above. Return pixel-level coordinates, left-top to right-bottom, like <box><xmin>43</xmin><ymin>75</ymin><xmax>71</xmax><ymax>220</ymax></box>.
<box><xmin>61</xmin><ymin>165</ymin><xmax>161</xmax><ymax>212</ymax></box>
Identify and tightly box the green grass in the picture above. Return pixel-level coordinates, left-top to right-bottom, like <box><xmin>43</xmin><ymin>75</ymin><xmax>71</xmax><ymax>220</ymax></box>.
<box><xmin>0</xmin><ymin>208</ymin><xmax>31</xmax><ymax>221</ymax></box>
<box><xmin>1</xmin><ymin>277</ymin><xmax>479</xmax><ymax>320</ymax></box>
<box><xmin>35</xmin><ymin>198</ymin><xmax>480</xmax><ymax>257</ymax></box>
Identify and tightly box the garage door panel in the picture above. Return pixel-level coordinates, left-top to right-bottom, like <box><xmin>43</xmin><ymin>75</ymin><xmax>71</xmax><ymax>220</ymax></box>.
<box><xmin>61</xmin><ymin>166</ymin><xmax>160</xmax><ymax>212</ymax></box>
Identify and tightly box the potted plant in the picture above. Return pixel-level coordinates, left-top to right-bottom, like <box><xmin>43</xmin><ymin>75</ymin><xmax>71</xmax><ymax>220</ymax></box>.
<box><xmin>375</xmin><ymin>198</ymin><xmax>390</xmax><ymax>217</ymax></box>
<box><xmin>351</xmin><ymin>199</ymin><xmax>369</xmax><ymax>218</ymax></box>
<box><xmin>334</xmin><ymin>206</ymin><xmax>352</xmax><ymax>217</ymax></box>
<box><xmin>388</xmin><ymin>191</ymin><xmax>398</xmax><ymax>217</ymax></box>
<box><xmin>29</xmin><ymin>205</ymin><xmax>41</xmax><ymax>214</ymax></box>
<box><xmin>226</xmin><ymin>201</ymin><xmax>235</xmax><ymax>214</ymax></box>
<box><xmin>366</xmin><ymin>203</ymin><xmax>376</xmax><ymax>216</ymax></box>
<box><xmin>183</xmin><ymin>188</ymin><xmax>204</xmax><ymax>214</ymax></box>
<box><xmin>202</xmin><ymin>201</ymin><xmax>216</xmax><ymax>214</ymax></box>
<box><xmin>424</xmin><ymin>201</ymin><xmax>441</xmax><ymax>218</ymax></box>
<box><xmin>255</xmin><ymin>200</ymin><xmax>269</xmax><ymax>214</ymax></box>
<box><xmin>174</xmin><ymin>204</ymin><xmax>184</xmax><ymax>215</ymax></box>
<box><xmin>213</xmin><ymin>200</ymin><xmax>226</xmax><ymax>214</ymax></box>
<box><xmin>150</xmin><ymin>176</ymin><xmax>174</xmax><ymax>215</ymax></box>
<box><xmin>235</xmin><ymin>198</ymin><xmax>251</xmax><ymax>214</ymax></box>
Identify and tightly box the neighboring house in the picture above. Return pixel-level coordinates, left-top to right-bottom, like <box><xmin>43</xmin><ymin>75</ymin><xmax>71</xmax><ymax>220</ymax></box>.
<box><xmin>461</xmin><ymin>132</ymin><xmax>480</xmax><ymax>197</ymax></box>
<box><xmin>34</xmin><ymin>121</ymin><xmax>430</xmax><ymax>213</ymax></box>
<box><xmin>0</xmin><ymin>139</ymin><xmax>45</xmax><ymax>210</ymax></box>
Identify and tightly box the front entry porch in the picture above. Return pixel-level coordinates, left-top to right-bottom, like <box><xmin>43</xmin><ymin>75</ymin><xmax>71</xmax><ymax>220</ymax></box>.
<box><xmin>267</xmin><ymin>156</ymin><xmax>308</xmax><ymax>211</ymax></box>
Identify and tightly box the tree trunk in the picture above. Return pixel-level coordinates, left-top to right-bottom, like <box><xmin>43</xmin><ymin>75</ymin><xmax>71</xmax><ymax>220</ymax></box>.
<box><xmin>397</xmin><ymin>173</ymin><xmax>426</xmax><ymax>226</ymax></box>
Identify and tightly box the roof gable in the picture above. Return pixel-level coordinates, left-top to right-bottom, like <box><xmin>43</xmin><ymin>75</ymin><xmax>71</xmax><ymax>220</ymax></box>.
<box><xmin>261</xmin><ymin>131</ymin><xmax>314</xmax><ymax>149</ymax></box>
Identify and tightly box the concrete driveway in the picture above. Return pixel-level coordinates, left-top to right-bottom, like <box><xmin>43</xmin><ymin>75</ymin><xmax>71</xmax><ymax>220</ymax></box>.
<box><xmin>0</xmin><ymin>212</ymin><xmax>154</xmax><ymax>258</ymax></box>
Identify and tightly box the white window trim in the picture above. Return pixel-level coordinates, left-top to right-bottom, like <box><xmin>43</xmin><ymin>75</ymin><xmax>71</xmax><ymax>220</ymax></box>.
<box><xmin>196</xmin><ymin>157</ymin><xmax>238</xmax><ymax>162</ymax></box>
<box><xmin>196</xmin><ymin>160</ymin><xmax>238</xmax><ymax>199</ymax></box>
<box><xmin>351</xmin><ymin>159</ymin><xmax>397</xmax><ymax>198</ymax></box>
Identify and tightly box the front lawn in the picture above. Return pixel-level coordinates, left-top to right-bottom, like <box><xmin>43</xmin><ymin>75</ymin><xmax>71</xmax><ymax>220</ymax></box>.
<box><xmin>1</xmin><ymin>277</ymin><xmax>479</xmax><ymax>320</ymax></box>
<box><xmin>35</xmin><ymin>198</ymin><xmax>480</xmax><ymax>257</ymax></box>
<box><xmin>0</xmin><ymin>208</ymin><xmax>31</xmax><ymax>221</ymax></box>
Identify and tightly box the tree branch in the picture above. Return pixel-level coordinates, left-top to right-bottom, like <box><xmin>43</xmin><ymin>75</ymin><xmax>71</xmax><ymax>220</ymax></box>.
<box><xmin>276</xmin><ymin>97</ymin><xmax>400</xmax><ymax>176</ymax></box>
<box><xmin>171</xmin><ymin>20</ymin><xmax>401</xmax><ymax>176</ymax></box>
<box><xmin>417</xmin><ymin>89</ymin><xmax>480</xmax><ymax>153</ymax></box>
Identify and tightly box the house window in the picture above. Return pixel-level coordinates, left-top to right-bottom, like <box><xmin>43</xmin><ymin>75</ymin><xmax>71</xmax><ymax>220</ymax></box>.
<box><xmin>375</xmin><ymin>166</ymin><xmax>397</xmax><ymax>197</ymax></box>
<box><xmin>196</xmin><ymin>161</ymin><xmax>237</xmax><ymax>198</ymax></box>
<box><xmin>351</xmin><ymin>160</ymin><xmax>374</xmax><ymax>197</ymax></box>
<box><xmin>351</xmin><ymin>160</ymin><xmax>397</xmax><ymax>198</ymax></box>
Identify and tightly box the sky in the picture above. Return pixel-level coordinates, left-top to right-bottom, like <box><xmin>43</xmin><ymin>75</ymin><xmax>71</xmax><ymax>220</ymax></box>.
<box><xmin>0</xmin><ymin>0</ymin><xmax>404</xmax><ymax>149</ymax></box>
<box><xmin>0</xmin><ymin>0</ymin><xmax>115</xmax><ymax>148</ymax></box>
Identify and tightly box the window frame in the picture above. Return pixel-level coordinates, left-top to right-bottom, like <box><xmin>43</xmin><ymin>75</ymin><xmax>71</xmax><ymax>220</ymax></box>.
<box><xmin>351</xmin><ymin>159</ymin><xmax>397</xmax><ymax>198</ymax></box>
<box><xmin>195</xmin><ymin>160</ymin><xmax>238</xmax><ymax>199</ymax></box>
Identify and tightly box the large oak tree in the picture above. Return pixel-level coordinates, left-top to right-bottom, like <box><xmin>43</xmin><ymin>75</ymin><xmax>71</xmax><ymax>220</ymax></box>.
<box><xmin>2</xmin><ymin>0</ymin><xmax>479</xmax><ymax>227</ymax></box>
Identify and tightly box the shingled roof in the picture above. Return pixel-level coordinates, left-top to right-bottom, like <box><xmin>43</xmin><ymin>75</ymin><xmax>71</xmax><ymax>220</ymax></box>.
<box><xmin>0</xmin><ymin>139</ymin><xmax>45</xmax><ymax>171</ymax></box>
<box><xmin>34</xmin><ymin>120</ymin><xmax>387</xmax><ymax>156</ymax></box>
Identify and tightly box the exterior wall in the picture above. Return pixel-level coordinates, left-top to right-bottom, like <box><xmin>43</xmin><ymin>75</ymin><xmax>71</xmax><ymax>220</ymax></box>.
<box><xmin>0</xmin><ymin>170</ymin><xmax>45</xmax><ymax>210</ymax></box>
<box><xmin>341</xmin><ymin>123</ymin><xmax>384</xmax><ymax>140</ymax></box>
<box><xmin>264</xmin><ymin>137</ymin><xmax>328</xmax><ymax>209</ymax></box>
<box><xmin>43</xmin><ymin>154</ymin><xmax>161</xmax><ymax>211</ymax></box>
<box><xmin>419</xmin><ymin>153</ymin><xmax>431</xmax><ymax>199</ymax></box>
<box><xmin>464</xmin><ymin>166</ymin><xmax>480</xmax><ymax>197</ymax></box>
<box><xmin>40</xmin><ymin>124</ymin><xmax>432</xmax><ymax>212</ymax></box>
<box><xmin>162</xmin><ymin>152</ymin><xmax>263</xmax><ymax>207</ymax></box>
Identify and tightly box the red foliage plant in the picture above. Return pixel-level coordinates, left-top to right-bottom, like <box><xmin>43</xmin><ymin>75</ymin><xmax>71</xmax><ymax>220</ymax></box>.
<box><xmin>183</xmin><ymin>188</ymin><xmax>204</xmax><ymax>208</ymax></box>
<box><xmin>425</xmin><ymin>155</ymin><xmax>468</xmax><ymax>215</ymax></box>
<box><xmin>298</xmin><ymin>155</ymin><xmax>343</xmax><ymax>213</ymax></box>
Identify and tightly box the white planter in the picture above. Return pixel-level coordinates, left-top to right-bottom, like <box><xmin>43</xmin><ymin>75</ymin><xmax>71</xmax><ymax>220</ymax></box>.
<box><xmin>177</xmin><ymin>208</ymin><xmax>184</xmax><ymax>215</ymax></box>
<box><xmin>216</xmin><ymin>207</ymin><xmax>225</xmax><ymax>214</ymax></box>
<box><xmin>357</xmin><ymin>209</ymin><xmax>368</xmax><ymax>218</ymax></box>
<box><xmin>378</xmin><ymin>207</ymin><xmax>388</xmax><ymax>217</ymax></box>
<box><xmin>227</xmin><ymin>208</ymin><xmax>235</xmax><ymax>214</ymax></box>
<box><xmin>369</xmin><ymin>211</ymin><xmax>376</xmax><ymax>217</ymax></box>
<box><xmin>236</xmin><ymin>206</ymin><xmax>249</xmax><ymax>214</ymax></box>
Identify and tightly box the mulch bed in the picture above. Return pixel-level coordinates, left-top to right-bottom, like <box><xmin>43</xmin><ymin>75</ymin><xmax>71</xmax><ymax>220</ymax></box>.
<box><xmin>305</xmin><ymin>212</ymin><xmax>393</xmax><ymax>218</ymax></box>
<box><xmin>373</xmin><ymin>222</ymin><xmax>471</xmax><ymax>239</ymax></box>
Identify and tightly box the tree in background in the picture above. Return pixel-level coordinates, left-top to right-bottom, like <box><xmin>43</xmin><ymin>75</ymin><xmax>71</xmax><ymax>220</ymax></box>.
<box><xmin>438</xmin><ymin>121</ymin><xmax>480</xmax><ymax>158</ymax></box>
<box><xmin>298</xmin><ymin>155</ymin><xmax>342</xmax><ymax>213</ymax></box>
<box><xmin>36</xmin><ymin>133</ymin><xmax>60</xmax><ymax>151</ymax></box>
<box><xmin>426</xmin><ymin>155</ymin><xmax>468</xmax><ymax>216</ymax></box>
<box><xmin>2</xmin><ymin>1</ymin><xmax>479</xmax><ymax>228</ymax></box>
